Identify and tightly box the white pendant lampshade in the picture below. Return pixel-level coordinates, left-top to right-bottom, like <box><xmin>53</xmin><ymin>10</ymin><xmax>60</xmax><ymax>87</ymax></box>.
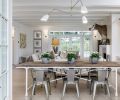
<box><xmin>40</xmin><ymin>14</ymin><xmax>49</xmax><ymax>22</ymax></box>
<box><xmin>81</xmin><ymin>6</ymin><xmax>88</xmax><ymax>14</ymax></box>
<box><xmin>82</xmin><ymin>16</ymin><xmax>88</xmax><ymax>24</ymax></box>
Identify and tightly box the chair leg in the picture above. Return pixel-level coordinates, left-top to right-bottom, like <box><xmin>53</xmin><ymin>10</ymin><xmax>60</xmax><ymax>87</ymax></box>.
<box><xmin>106</xmin><ymin>82</ymin><xmax>110</xmax><ymax>97</ymax></box>
<box><xmin>62</xmin><ymin>83</ymin><xmax>67</xmax><ymax>97</ymax></box>
<box><xmin>32</xmin><ymin>84</ymin><xmax>36</xmax><ymax>95</ymax></box>
<box><xmin>76</xmin><ymin>83</ymin><xmax>80</xmax><ymax>98</ymax></box>
<box><xmin>54</xmin><ymin>72</ymin><xmax>57</xmax><ymax>87</ymax></box>
<box><xmin>47</xmin><ymin>78</ymin><xmax>51</xmax><ymax>95</ymax></box>
<box><xmin>93</xmin><ymin>82</ymin><xmax>97</xmax><ymax>100</ymax></box>
<box><xmin>90</xmin><ymin>80</ymin><xmax>93</xmax><ymax>95</ymax></box>
<box><xmin>104</xmin><ymin>84</ymin><xmax>107</xmax><ymax>95</ymax></box>
<box><xmin>44</xmin><ymin>83</ymin><xmax>49</xmax><ymax>100</ymax></box>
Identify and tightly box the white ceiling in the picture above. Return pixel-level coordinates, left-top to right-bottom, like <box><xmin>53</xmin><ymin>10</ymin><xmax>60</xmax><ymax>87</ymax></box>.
<box><xmin>13</xmin><ymin>0</ymin><xmax>120</xmax><ymax>28</ymax></box>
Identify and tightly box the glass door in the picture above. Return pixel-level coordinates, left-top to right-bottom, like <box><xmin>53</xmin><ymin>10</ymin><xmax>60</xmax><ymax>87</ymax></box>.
<box><xmin>50</xmin><ymin>31</ymin><xmax>92</xmax><ymax>59</ymax></box>
<box><xmin>60</xmin><ymin>36</ymin><xmax>81</xmax><ymax>52</ymax></box>
<box><xmin>0</xmin><ymin>0</ymin><xmax>11</xmax><ymax>100</ymax></box>
<box><xmin>83</xmin><ymin>32</ymin><xmax>92</xmax><ymax>58</ymax></box>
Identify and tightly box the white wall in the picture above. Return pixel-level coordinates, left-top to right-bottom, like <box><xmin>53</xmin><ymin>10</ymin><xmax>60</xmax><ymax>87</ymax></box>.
<box><xmin>13</xmin><ymin>22</ymin><xmax>33</xmax><ymax>64</ymax></box>
<box><xmin>104</xmin><ymin>16</ymin><xmax>112</xmax><ymax>40</ymax></box>
<box><xmin>111</xmin><ymin>14</ymin><xmax>120</xmax><ymax>61</ymax></box>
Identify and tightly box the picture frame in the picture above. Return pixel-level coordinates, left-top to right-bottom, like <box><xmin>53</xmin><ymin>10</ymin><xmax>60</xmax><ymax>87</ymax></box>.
<box><xmin>34</xmin><ymin>40</ymin><xmax>41</xmax><ymax>47</ymax></box>
<box><xmin>33</xmin><ymin>30</ymin><xmax>42</xmax><ymax>54</ymax></box>
<box><xmin>34</xmin><ymin>48</ymin><xmax>42</xmax><ymax>53</ymax></box>
<box><xmin>20</xmin><ymin>33</ymin><xmax>26</xmax><ymax>48</ymax></box>
<box><xmin>34</xmin><ymin>31</ymin><xmax>42</xmax><ymax>39</ymax></box>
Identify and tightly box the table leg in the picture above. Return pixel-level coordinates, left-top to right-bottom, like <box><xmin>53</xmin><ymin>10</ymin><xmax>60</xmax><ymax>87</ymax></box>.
<box><xmin>115</xmin><ymin>68</ymin><xmax>118</xmax><ymax>96</ymax></box>
<box><xmin>25</xmin><ymin>68</ymin><xmax>28</xmax><ymax>96</ymax></box>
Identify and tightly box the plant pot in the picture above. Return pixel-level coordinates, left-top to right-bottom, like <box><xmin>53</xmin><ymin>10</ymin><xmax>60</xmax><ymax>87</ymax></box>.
<box><xmin>68</xmin><ymin>58</ymin><xmax>75</xmax><ymax>64</ymax></box>
<box><xmin>42</xmin><ymin>58</ymin><xmax>49</xmax><ymax>64</ymax></box>
<box><xmin>90</xmin><ymin>57</ymin><xmax>99</xmax><ymax>64</ymax></box>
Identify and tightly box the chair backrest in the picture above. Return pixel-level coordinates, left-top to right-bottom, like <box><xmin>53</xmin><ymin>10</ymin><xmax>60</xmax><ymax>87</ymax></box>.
<box><xmin>32</xmin><ymin>69</ymin><xmax>44</xmax><ymax>82</ymax></box>
<box><xmin>66</xmin><ymin>68</ymin><xmax>76</xmax><ymax>83</ymax></box>
<box><xmin>32</xmin><ymin>54</ymin><xmax>40</xmax><ymax>62</ymax></box>
<box><xmin>97</xmin><ymin>69</ymin><xmax>107</xmax><ymax>82</ymax></box>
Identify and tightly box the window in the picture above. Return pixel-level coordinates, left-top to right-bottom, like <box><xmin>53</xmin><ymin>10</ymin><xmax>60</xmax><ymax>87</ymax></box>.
<box><xmin>83</xmin><ymin>32</ymin><xmax>92</xmax><ymax>58</ymax></box>
<box><xmin>50</xmin><ymin>31</ymin><xmax>92</xmax><ymax>58</ymax></box>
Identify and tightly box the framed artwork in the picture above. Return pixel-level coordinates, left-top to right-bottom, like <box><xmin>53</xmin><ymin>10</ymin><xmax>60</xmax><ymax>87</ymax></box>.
<box><xmin>34</xmin><ymin>40</ymin><xmax>41</xmax><ymax>47</ymax></box>
<box><xmin>34</xmin><ymin>48</ymin><xmax>41</xmax><ymax>53</ymax></box>
<box><xmin>33</xmin><ymin>30</ymin><xmax>42</xmax><ymax>53</ymax></box>
<box><xmin>20</xmin><ymin>33</ymin><xmax>26</xmax><ymax>48</ymax></box>
<box><xmin>34</xmin><ymin>31</ymin><xmax>42</xmax><ymax>39</ymax></box>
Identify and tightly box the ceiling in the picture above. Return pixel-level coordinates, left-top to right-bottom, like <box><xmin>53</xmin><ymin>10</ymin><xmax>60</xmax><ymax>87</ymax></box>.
<box><xmin>13</xmin><ymin>0</ymin><xmax>120</xmax><ymax>28</ymax></box>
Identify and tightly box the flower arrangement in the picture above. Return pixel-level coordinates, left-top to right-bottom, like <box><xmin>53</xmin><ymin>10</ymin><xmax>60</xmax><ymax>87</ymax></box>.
<box><xmin>67</xmin><ymin>53</ymin><xmax>76</xmax><ymax>64</ymax></box>
<box><xmin>90</xmin><ymin>52</ymin><xmax>99</xmax><ymax>59</ymax></box>
<box><xmin>90</xmin><ymin>52</ymin><xmax>100</xmax><ymax>64</ymax></box>
<box><xmin>41</xmin><ymin>52</ymin><xmax>52</xmax><ymax>59</ymax></box>
<box><xmin>41</xmin><ymin>52</ymin><xmax>52</xmax><ymax>64</ymax></box>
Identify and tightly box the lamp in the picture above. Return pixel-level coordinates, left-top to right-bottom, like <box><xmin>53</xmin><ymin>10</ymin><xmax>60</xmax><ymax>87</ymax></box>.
<box><xmin>40</xmin><ymin>14</ymin><xmax>50</xmax><ymax>22</ymax></box>
<box><xmin>82</xmin><ymin>16</ymin><xmax>88</xmax><ymax>24</ymax></box>
<box><xmin>40</xmin><ymin>0</ymin><xmax>88</xmax><ymax>23</ymax></box>
<box><xmin>81</xmin><ymin>5</ymin><xmax>88</xmax><ymax>14</ymax></box>
<box><xmin>12</xmin><ymin>26</ymin><xmax>15</xmax><ymax>38</ymax></box>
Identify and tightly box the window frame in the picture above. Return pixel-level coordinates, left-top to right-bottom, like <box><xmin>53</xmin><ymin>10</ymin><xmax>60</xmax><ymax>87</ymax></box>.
<box><xmin>49</xmin><ymin>31</ymin><xmax>93</xmax><ymax>59</ymax></box>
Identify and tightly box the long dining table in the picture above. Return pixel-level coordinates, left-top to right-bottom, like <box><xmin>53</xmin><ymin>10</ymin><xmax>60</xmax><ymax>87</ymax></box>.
<box><xmin>15</xmin><ymin>60</ymin><xmax>120</xmax><ymax>97</ymax></box>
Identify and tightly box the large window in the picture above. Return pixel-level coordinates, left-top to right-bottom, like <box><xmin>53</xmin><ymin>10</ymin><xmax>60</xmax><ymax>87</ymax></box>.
<box><xmin>50</xmin><ymin>31</ymin><xmax>92</xmax><ymax>58</ymax></box>
<box><xmin>60</xmin><ymin>37</ymin><xmax>81</xmax><ymax>51</ymax></box>
<box><xmin>0</xmin><ymin>0</ymin><xmax>11</xmax><ymax>100</ymax></box>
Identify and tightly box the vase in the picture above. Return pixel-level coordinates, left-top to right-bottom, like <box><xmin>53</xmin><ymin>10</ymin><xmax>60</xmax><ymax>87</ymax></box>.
<box><xmin>68</xmin><ymin>58</ymin><xmax>75</xmax><ymax>64</ymax></box>
<box><xmin>42</xmin><ymin>58</ymin><xmax>49</xmax><ymax>64</ymax></box>
<box><xmin>90</xmin><ymin>57</ymin><xmax>98</xmax><ymax>64</ymax></box>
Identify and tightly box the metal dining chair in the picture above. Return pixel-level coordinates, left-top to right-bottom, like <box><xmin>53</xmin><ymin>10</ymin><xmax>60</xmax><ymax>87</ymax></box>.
<box><xmin>91</xmin><ymin>68</ymin><xmax>111</xmax><ymax>100</ymax></box>
<box><xmin>31</xmin><ymin>69</ymin><xmax>49</xmax><ymax>99</ymax></box>
<box><xmin>62</xmin><ymin>68</ymin><xmax>80</xmax><ymax>99</ymax></box>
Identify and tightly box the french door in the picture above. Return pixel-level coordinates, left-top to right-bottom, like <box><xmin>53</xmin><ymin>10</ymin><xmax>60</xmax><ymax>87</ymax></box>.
<box><xmin>50</xmin><ymin>31</ymin><xmax>92</xmax><ymax>58</ymax></box>
<box><xmin>0</xmin><ymin>0</ymin><xmax>12</xmax><ymax>100</ymax></box>
<box><xmin>60</xmin><ymin>36</ymin><xmax>81</xmax><ymax>52</ymax></box>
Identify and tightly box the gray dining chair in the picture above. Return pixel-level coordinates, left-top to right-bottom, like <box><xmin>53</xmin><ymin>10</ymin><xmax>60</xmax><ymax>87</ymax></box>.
<box><xmin>62</xmin><ymin>68</ymin><xmax>80</xmax><ymax>99</ymax></box>
<box><xmin>31</xmin><ymin>68</ymin><xmax>49</xmax><ymax>99</ymax></box>
<box><xmin>91</xmin><ymin>69</ymin><xmax>111</xmax><ymax>100</ymax></box>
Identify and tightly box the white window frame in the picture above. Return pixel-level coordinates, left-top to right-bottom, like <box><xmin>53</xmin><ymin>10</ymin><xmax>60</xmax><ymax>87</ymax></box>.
<box><xmin>49</xmin><ymin>31</ymin><xmax>93</xmax><ymax>59</ymax></box>
<box><xmin>0</xmin><ymin>0</ymin><xmax>12</xmax><ymax>100</ymax></box>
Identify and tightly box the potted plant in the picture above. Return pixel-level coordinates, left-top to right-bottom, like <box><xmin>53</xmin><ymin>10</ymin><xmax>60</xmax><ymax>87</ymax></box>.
<box><xmin>90</xmin><ymin>52</ymin><xmax>100</xmax><ymax>64</ymax></box>
<box><xmin>67</xmin><ymin>53</ymin><xmax>76</xmax><ymax>64</ymax></box>
<box><xmin>41</xmin><ymin>52</ymin><xmax>52</xmax><ymax>64</ymax></box>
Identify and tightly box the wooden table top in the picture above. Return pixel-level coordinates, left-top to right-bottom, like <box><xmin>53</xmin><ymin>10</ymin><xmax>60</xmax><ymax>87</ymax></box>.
<box><xmin>15</xmin><ymin>60</ymin><xmax>120</xmax><ymax>68</ymax></box>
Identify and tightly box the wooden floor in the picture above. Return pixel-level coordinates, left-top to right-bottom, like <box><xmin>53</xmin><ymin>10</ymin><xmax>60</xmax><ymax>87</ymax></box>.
<box><xmin>13</xmin><ymin>68</ymin><xmax>120</xmax><ymax>100</ymax></box>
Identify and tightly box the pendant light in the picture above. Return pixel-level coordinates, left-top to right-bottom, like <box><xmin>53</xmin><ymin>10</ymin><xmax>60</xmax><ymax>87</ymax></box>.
<box><xmin>82</xmin><ymin>16</ymin><xmax>88</xmax><ymax>24</ymax></box>
<box><xmin>40</xmin><ymin>14</ymin><xmax>50</xmax><ymax>22</ymax></box>
<box><xmin>81</xmin><ymin>5</ymin><xmax>88</xmax><ymax>14</ymax></box>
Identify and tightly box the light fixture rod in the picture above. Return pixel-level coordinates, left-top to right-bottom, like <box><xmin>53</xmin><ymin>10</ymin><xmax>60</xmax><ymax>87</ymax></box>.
<box><xmin>49</xmin><ymin>9</ymin><xmax>71</xmax><ymax>15</ymax></box>
<box><xmin>71</xmin><ymin>0</ymin><xmax>83</xmax><ymax>9</ymax></box>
